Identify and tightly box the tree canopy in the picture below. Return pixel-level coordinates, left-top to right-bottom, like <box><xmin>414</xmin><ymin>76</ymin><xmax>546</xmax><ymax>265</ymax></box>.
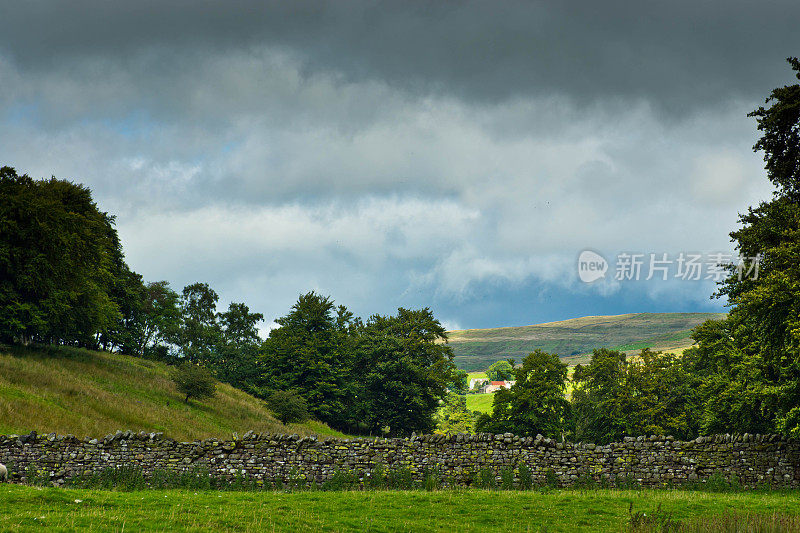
<box><xmin>476</xmin><ymin>350</ymin><xmax>569</xmax><ymax>438</ymax></box>
<box><xmin>0</xmin><ymin>167</ymin><xmax>126</xmax><ymax>346</ymax></box>
<box><xmin>486</xmin><ymin>360</ymin><xmax>514</xmax><ymax>382</ymax></box>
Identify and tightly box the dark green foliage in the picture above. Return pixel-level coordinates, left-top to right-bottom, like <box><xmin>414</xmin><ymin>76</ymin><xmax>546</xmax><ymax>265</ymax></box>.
<box><xmin>386</xmin><ymin>467</ymin><xmax>413</xmax><ymax>489</ymax></box>
<box><xmin>0</xmin><ymin>166</ymin><xmax>126</xmax><ymax>346</ymax></box>
<box><xmin>423</xmin><ymin>466</ymin><xmax>442</xmax><ymax>491</ymax></box>
<box><xmin>748</xmin><ymin>57</ymin><xmax>800</xmax><ymax>199</ymax></box>
<box><xmin>177</xmin><ymin>283</ymin><xmax>222</xmax><ymax>364</ymax></box>
<box><xmin>517</xmin><ymin>463</ymin><xmax>532</xmax><ymax>490</ymax></box>
<box><xmin>450</xmin><ymin>368</ymin><xmax>469</xmax><ymax>394</ymax></box>
<box><xmin>213</xmin><ymin>302</ymin><xmax>263</xmax><ymax>388</ymax></box>
<box><xmin>267</xmin><ymin>390</ymin><xmax>310</xmax><ymax>425</ymax></box>
<box><xmin>321</xmin><ymin>469</ymin><xmax>359</xmax><ymax>491</ymax></box>
<box><xmin>350</xmin><ymin>307</ymin><xmax>456</xmax><ymax>436</ymax></box>
<box><xmin>500</xmin><ymin>467</ymin><xmax>515</xmax><ymax>490</ymax></box>
<box><xmin>477</xmin><ymin>467</ymin><xmax>496</xmax><ymax>489</ymax></box>
<box><xmin>573</xmin><ymin>473</ymin><xmax>597</xmax><ymax>490</ymax></box>
<box><xmin>367</xmin><ymin>464</ymin><xmax>387</xmax><ymax>489</ymax></box>
<box><xmin>262</xmin><ymin>297</ymin><xmax>456</xmax><ymax>436</ymax></box>
<box><xmin>259</xmin><ymin>292</ymin><xmax>351</xmax><ymax>427</ymax></box>
<box><xmin>132</xmin><ymin>281</ymin><xmax>181</xmax><ymax>358</ymax></box>
<box><xmin>684</xmin><ymin>472</ymin><xmax>742</xmax><ymax>493</ymax></box>
<box><xmin>170</xmin><ymin>362</ymin><xmax>216</xmax><ymax>403</ymax></box>
<box><xmin>571</xmin><ymin>349</ymin><xmax>701</xmax><ymax>444</ymax></box>
<box><xmin>544</xmin><ymin>468</ymin><xmax>559</xmax><ymax>489</ymax></box>
<box><xmin>687</xmin><ymin>59</ymin><xmax>800</xmax><ymax>438</ymax></box>
<box><xmin>486</xmin><ymin>359</ymin><xmax>514</xmax><ymax>381</ymax></box>
<box><xmin>435</xmin><ymin>393</ymin><xmax>475</xmax><ymax>434</ymax></box>
<box><xmin>476</xmin><ymin>350</ymin><xmax>569</xmax><ymax>438</ymax></box>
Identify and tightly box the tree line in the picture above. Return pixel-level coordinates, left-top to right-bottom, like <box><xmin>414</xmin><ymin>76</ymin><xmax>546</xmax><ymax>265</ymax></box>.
<box><xmin>0</xmin><ymin>171</ymin><xmax>456</xmax><ymax>435</ymax></box>
<box><xmin>439</xmin><ymin>57</ymin><xmax>800</xmax><ymax>442</ymax></box>
<box><xmin>2</xmin><ymin>57</ymin><xmax>799</xmax><ymax>442</ymax></box>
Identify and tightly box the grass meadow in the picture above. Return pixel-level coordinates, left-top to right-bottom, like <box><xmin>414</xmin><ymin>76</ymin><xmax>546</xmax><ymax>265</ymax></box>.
<box><xmin>466</xmin><ymin>393</ymin><xmax>494</xmax><ymax>414</ymax></box>
<box><xmin>0</xmin><ymin>345</ymin><xmax>344</xmax><ymax>440</ymax></box>
<box><xmin>2</xmin><ymin>485</ymin><xmax>800</xmax><ymax>532</ymax></box>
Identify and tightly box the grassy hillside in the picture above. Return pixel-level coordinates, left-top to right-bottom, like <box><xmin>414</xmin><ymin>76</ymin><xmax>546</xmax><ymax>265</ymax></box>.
<box><xmin>0</xmin><ymin>345</ymin><xmax>345</xmax><ymax>441</ymax></box>
<box><xmin>448</xmin><ymin>312</ymin><xmax>725</xmax><ymax>371</ymax></box>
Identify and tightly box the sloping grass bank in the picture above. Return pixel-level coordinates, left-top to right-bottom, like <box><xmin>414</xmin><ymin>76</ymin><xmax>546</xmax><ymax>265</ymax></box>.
<box><xmin>0</xmin><ymin>345</ymin><xmax>344</xmax><ymax>440</ymax></box>
<box><xmin>1</xmin><ymin>485</ymin><xmax>798</xmax><ymax>532</ymax></box>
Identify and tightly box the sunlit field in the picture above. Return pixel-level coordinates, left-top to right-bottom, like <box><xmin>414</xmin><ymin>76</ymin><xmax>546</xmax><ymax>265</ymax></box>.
<box><xmin>2</xmin><ymin>485</ymin><xmax>799</xmax><ymax>532</ymax></box>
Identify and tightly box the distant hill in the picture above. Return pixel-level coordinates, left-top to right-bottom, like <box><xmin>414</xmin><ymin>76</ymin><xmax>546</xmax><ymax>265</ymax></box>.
<box><xmin>0</xmin><ymin>345</ymin><xmax>345</xmax><ymax>441</ymax></box>
<box><xmin>447</xmin><ymin>312</ymin><xmax>725</xmax><ymax>371</ymax></box>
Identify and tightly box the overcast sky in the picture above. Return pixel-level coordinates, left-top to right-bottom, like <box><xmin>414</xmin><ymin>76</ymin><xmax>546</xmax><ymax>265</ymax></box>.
<box><xmin>1</xmin><ymin>1</ymin><xmax>797</xmax><ymax>332</ymax></box>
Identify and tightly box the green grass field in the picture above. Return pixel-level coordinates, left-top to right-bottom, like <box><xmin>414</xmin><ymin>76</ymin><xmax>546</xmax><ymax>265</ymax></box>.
<box><xmin>448</xmin><ymin>312</ymin><xmax>725</xmax><ymax>371</ymax></box>
<box><xmin>466</xmin><ymin>393</ymin><xmax>494</xmax><ymax>414</ymax></box>
<box><xmin>2</xmin><ymin>485</ymin><xmax>799</xmax><ymax>532</ymax></box>
<box><xmin>0</xmin><ymin>345</ymin><xmax>344</xmax><ymax>441</ymax></box>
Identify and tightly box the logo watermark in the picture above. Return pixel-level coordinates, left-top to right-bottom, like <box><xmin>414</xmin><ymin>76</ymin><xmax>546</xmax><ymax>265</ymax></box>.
<box><xmin>578</xmin><ymin>250</ymin><xmax>608</xmax><ymax>283</ymax></box>
<box><xmin>577</xmin><ymin>251</ymin><xmax>761</xmax><ymax>283</ymax></box>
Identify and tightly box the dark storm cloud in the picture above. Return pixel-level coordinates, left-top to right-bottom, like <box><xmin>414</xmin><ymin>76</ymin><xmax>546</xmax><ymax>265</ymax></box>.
<box><xmin>0</xmin><ymin>0</ymin><xmax>792</xmax><ymax>328</ymax></box>
<box><xmin>2</xmin><ymin>0</ymin><xmax>798</xmax><ymax>111</ymax></box>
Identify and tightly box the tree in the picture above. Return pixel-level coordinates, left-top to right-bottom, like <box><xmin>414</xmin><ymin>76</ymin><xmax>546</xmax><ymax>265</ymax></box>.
<box><xmin>137</xmin><ymin>281</ymin><xmax>182</xmax><ymax>358</ymax></box>
<box><xmin>571</xmin><ymin>348</ymin><xmax>701</xmax><ymax>444</ymax></box>
<box><xmin>570</xmin><ymin>349</ymin><xmax>630</xmax><ymax>444</ymax></box>
<box><xmin>450</xmin><ymin>368</ymin><xmax>469</xmax><ymax>394</ymax></box>
<box><xmin>177</xmin><ymin>283</ymin><xmax>221</xmax><ymax>364</ymax></box>
<box><xmin>476</xmin><ymin>350</ymin><xmax>569</xmax><ymax>438</ymax></box>
<box><xmin>267</xmin><ymin>390</ymin><xmax>309</xmax><ymax>425</ymax></box>
<box><xmin>0</xmin><ymin>167</ymin><xmax>123</xmax><ymax>346</ymax></box>
<box><xmin>351</xmin><ymin>307</ymin><xmax>456</xmax><ymax>436</ymax></box>
<box><xmin>259</xmin><ymin>292</ymin><xmax>351</xmax><ymax>426</ymax></box>
<box><xmin>219</xmin><ymin>302</ymin><xmax>263</xmax><ymax>348</ymax></box>
<box><xmin>213</xmin><ymin>302</ymin><xmax>264</xmax><ymax>388</ymax></box>
<box><xmin>99</xmin><ymin>265</ymin><xmax>146</xmax><ymax>353</ymax></box>
<box><xmin>748</xmin><ymin>57</ymin><xmax>800</xmax><ymax>199</ymax></box>
<box><xmin>435</xmin><ymin>393</ymin><xmax>475</xmax><ymax>434</ymax></box>
<box><xmin>690</xmin><ymin>58</ymin><xmax>800</xmax><ymax>437</ymax></box>
<box><xmin>486</xmin><ymin>360</ymin><xmax>514</xmax><ymax>381</ymax></box>
<box><xmin>170</xmin><ymin>362</ymin><xmax>216</xmax><ymax>403</ymax></box>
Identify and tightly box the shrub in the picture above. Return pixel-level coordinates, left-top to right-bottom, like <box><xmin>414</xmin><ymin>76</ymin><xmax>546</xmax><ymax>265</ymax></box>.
<box><xmin>367</xmin><ymin>464</ymin><xmax>387</xmax><ymax>489</ymax></box>
<box><xmin>544</xmin><ymin>468</ymin><xmax>559</xmax><ymax>489</ymax></box>
<box><xmin>321</xmin><ymin>469</ymin><xmax>358</xmax><ymax>491</ymax></box>
<box><xmin>500</xmin><ymin>467</ymin><xmax>515</xmax><ymax>490</ymax></box>
<box><xmin>387</xmin><ymin>467</ymin><xmax>413</xmax><ymax>489</ymax></box>
<box><xmin>423</xmin><ymin>466</ymin><xmax>442</xmax><ymax>491</ymax></box>
<box><xmin>517</xmin><ymin>463</ymin><xmax>533</xmax><ymax>490</ymax></box>
<box><xmin>170</xmin><ymin>362</ymin><xmax>216</xmax><ymax>403</ymax></box>
<box><xmin>477</xmin><ymin>467</ymin><xmax>496</xmax><ymax>489</ymax></box>
<box><xmin>574</xmin><ymin>472</ymin><xmax>597</xmax><ymax>490</ymax></box>
<box><xmin>266</xmin><ymin>390</ymin><xmax>309</xmax><ymax>425</ymax></box>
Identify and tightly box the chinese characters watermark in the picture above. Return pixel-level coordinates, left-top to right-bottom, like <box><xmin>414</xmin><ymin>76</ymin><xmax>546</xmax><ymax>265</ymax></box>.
<box><xmin>578</xmin><ymin>251</ymin><xmax>760</xmax><ymax>283</ymax></box>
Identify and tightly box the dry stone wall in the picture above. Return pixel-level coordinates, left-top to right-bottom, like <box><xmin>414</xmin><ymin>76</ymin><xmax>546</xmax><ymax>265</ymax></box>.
<box><xmin>1</xmin><ymin>430</ymin><xmax>798</xmax><ymax>488</ymax></box>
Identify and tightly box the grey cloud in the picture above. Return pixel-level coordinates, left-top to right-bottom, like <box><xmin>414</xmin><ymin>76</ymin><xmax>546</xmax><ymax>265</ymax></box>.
<box><xmin>0</xmin><ymin>1</ymin><xmax>788</xmax><ymax>327</ymax></box>
<box><xmin>1</xmin><ymin>1</ymin><xmax>798</xmax><ymax>112</ymax></box>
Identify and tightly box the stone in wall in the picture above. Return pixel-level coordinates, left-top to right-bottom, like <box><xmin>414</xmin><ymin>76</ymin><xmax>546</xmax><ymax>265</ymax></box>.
<box><xmin>0</xmin><ymin>430</ymin><xmax>797</xmax><ymax>489</ymax></box>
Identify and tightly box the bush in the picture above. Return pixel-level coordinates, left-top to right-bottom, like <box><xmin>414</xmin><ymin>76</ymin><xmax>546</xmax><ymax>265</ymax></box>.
<box><xmin>477</xmin><ymin>467</ymin><xmax>496</xmax><ymax>489</ymax></box>
<box><xmin>266</xmin><ymin>390</ymin><xmax>309</xmax><ymax>425</ymax></box>
<box><xmin>386</xmin><ymin>467</ymin><xmax>414</xmax><ymax>489</ymax></box>
<box><xmin>517</xmin><ymin>463</ymin><xmax>533</xmax><ymax>490</ymax></box>
<box><xmin>170</xmin><ymin>362</ymin><xmax>216</xmax><ymax>403</ymax></box>
<box><xmin>423</xmin><ymin>466</ymin><xmax>442</xmax><ymax>491</ymax></box>
<box><xmin>544</xmin><ymin>468</ymin><xmax>559</xmax><ymax>489</ymax></box>
<box><xmin>367</xmin><ymin>464</ymin><xmax>387</xmax><ymax>489</ymax></box>
<box><xmin>500</xmin><ymin>467</ymin><xmax>515</xmax><ymax>490</ymax></box>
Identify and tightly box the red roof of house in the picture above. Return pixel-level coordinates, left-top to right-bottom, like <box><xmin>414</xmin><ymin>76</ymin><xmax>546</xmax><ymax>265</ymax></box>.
<box><xmin>490</xmin><ymin>381</ymin><xmax>506</xmax><ymax>386</ymax></box>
